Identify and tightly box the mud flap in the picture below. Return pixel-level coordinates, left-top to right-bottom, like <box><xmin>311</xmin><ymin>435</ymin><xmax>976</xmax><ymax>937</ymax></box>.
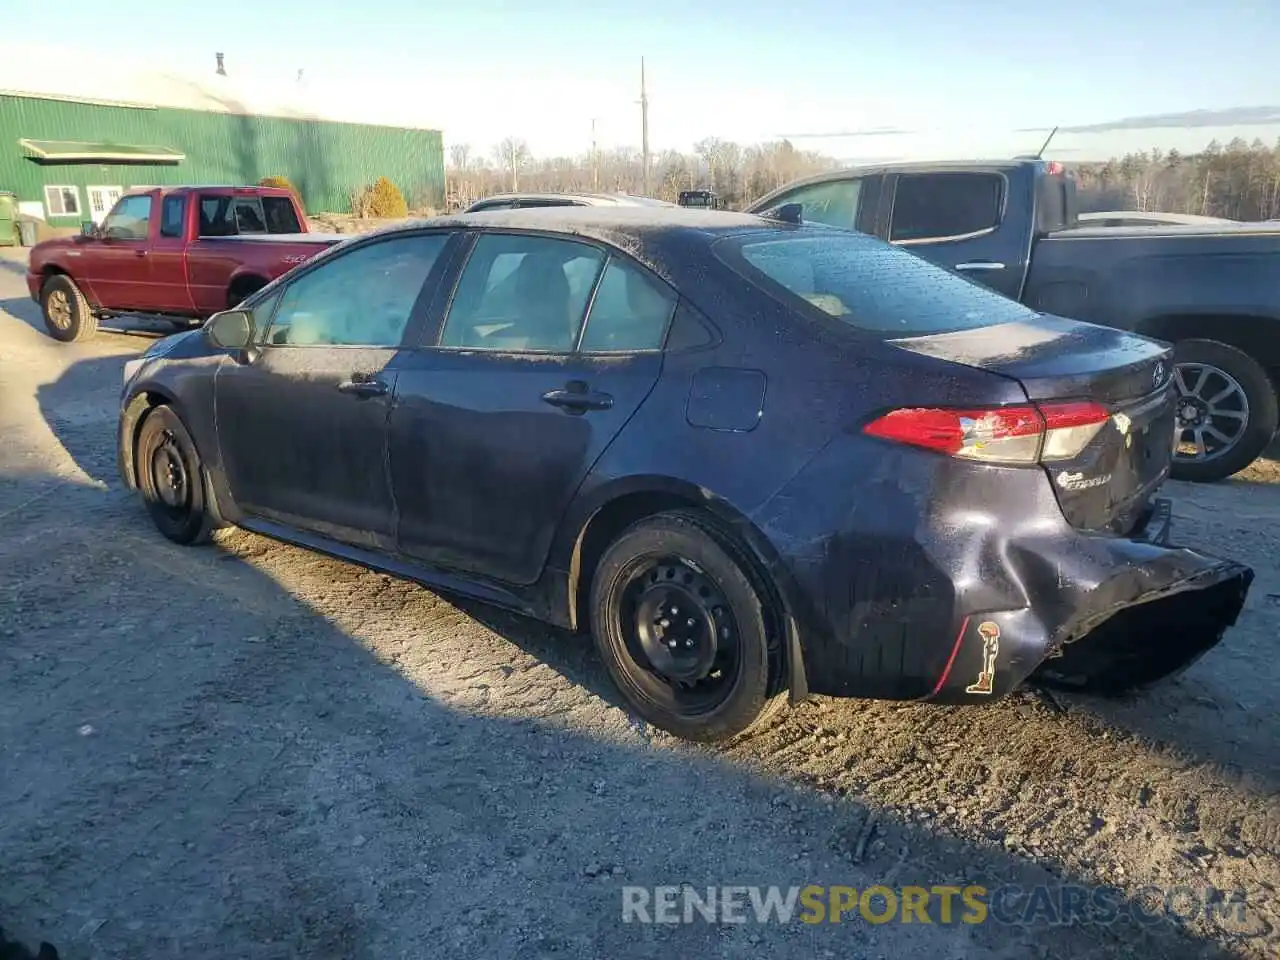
<box><xmin>1031</xmin><ymin>555</ymin><xmax>1254</xmax><ymax>696</ymax></box>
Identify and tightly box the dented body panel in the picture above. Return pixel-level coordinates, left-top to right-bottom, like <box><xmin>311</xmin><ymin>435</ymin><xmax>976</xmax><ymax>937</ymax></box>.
<box><xmin>118</xmin><ymin>207</ymin><xmax>1255</xmax><ymax>709</ymax></box>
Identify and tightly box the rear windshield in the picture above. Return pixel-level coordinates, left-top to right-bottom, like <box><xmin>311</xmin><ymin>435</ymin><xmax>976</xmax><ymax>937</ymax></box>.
<box><xmin>720</xmin><ymin>230</ymin><xmax>1036</xmax><ymax>335</ymax></box>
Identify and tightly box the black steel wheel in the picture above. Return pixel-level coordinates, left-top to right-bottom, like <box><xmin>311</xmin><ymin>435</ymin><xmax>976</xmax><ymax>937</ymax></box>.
<box><xmin>1169</xmin><ymin>339</ymin><xmax>1278</xmax><ymax>483</ymax></box>
<box><xmin>589</xmin><ymin>509</ymin><xmax>783</xmax><ymax>742</ymax></box>
<box><xmin>134</xmin><ymin>405</ymin><xmax>215</xmax><ymax>545</ymax></box>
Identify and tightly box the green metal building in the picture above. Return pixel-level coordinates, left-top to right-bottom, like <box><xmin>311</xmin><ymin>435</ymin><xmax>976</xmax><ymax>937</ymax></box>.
<box><xmin>0</xmin><ymin>87</ymin><xmax>445</xmax><ymax>224</ymax></box>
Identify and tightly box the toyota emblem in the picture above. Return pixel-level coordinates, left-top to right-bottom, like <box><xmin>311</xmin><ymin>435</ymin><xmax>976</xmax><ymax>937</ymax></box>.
<box><xmin>1153</xmin><ymin>361</ymin><xmax>1165</xmax><ymax>387</ymax></box>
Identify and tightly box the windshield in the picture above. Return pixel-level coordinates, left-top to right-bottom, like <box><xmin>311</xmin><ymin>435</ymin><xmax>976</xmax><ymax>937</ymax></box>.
<box><xmin>721</xmin><ymin>230</ymin><xmax>1037</xmax><ymax>335</ymax></box>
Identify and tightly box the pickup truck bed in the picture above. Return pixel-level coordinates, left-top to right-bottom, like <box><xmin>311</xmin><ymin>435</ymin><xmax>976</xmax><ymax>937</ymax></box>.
<box><xmin>748</xmin><ymin>160</ymin><xmax>1280</xmax><ymax>482</ymax></box>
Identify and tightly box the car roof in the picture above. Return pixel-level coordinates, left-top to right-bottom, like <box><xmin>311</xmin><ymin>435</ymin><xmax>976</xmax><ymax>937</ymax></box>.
<box><xmin>407</xmin><ymin>205</ymin><xmax>784</xmax><ymax>242</ymax></box>
<box><xmin>468</xmin><ymin>192</ymin><xmax>674</xmax><ymax>207</ymax></box>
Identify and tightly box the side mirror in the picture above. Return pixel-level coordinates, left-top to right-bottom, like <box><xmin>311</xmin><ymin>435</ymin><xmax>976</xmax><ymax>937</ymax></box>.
<box><xmin>80</xmin><ymin>221</ymin><xmax>99</xmax><ymax>238</ymax></box>
<box><xmin>206</xmin><ymin>309</ymin><xmax>255</xmax><ymax>352</ymax></box>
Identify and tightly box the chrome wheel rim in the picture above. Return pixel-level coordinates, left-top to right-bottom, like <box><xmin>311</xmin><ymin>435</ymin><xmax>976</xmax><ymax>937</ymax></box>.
<box><xmin>1172</xmin><ymin>361</ymin><xmax>1250</xmax><ymax>463</ymax></box>
<box><xmin>47</xmin><ymin>290</ymin><xmax>72</xmax><ymax>330</ymax></box>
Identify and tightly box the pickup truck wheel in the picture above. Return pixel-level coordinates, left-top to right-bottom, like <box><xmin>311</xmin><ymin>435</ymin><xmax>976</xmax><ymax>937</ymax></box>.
<box><xmin>40</xmin><ymin>274</ymin><xmax>98</xmax><ymax>343</ymax></box>
<box><xmin>134</xmin><ymin>405</ymin><xmax>215</xmax><ymax>546</ymax></box>
<box><xmin>227</xmin><ymin>277</ymin><xmax>267</xmax><ymax>308</ymax></box>
<box><xmin>1169</xmin><ymin>339</ymin><xmax>1278</xmax><ymax>483</ymax></box>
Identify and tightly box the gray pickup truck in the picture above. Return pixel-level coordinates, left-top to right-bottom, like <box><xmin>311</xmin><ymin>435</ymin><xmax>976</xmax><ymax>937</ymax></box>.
<box><xmin>748</xmin><ymin>160</ymin><xmax>1280</xmax><ymax>483</ymax></box>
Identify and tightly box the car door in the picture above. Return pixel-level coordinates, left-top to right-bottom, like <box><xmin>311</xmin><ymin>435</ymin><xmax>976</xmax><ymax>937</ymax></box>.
<box><xmin>387</xmin><ymin>231</ymin><xmax>677</xmax><ymax>586</ymax></box>
<box><xmin>148</xmin><ymin>193</ymin><xmax>192</xmax><ymax>313</ymax></box>
<box><xmin>214</xmin><ymin>230</ymin><xmax>458</xmax><ymax>552</ymax></box>
<box><xmin>884</xmin><ymin>170</ymin><xmax>1025</xmax><ymax>299</ymax></box>
<box><xmin>86</xmin><ymin>193</ymin><xmax>156</xmax><ymax>310</ymax></box>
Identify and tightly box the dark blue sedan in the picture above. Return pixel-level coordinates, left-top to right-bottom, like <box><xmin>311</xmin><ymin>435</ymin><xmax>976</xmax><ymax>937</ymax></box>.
<box><xmin>117</xmin><ymin>206</ymin><xmax>1253</xmax><ymax>742</ymax></box>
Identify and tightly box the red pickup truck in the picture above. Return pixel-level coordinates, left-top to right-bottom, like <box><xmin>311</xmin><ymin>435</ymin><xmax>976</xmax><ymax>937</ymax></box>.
<box><xmin>26</xmin><ymin>185</ymin><xmax>343</xmax><ymax>342</ymax></box>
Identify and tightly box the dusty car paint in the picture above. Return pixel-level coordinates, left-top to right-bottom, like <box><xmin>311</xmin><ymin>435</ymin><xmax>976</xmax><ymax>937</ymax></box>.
<box><xmin>119</xmin><ymin>207</ymin><xmax>1255</xmax><ymax>711</ymax></box>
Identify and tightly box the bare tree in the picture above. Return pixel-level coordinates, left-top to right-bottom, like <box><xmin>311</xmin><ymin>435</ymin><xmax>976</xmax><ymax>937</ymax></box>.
<box><xmin>448</xmin><ymin>143</ymin><xmax>472</xmax><ymax>171</ymax></box>
<box><xmin>443</xmin><ymin>133</ymin><xmax>1280</xmax><ymax>220</ymax></box>
<box><xmin>492</xmin><ymin>137</ymin><xmax>531</xmax><ymax>192</ymax></box>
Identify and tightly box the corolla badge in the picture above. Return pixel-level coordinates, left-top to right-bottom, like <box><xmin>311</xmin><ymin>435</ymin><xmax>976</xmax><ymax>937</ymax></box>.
<box><xmin>1056</xmin><ymin>471</ymin><xmax>1112</xmax><ymax>491</ymax></box>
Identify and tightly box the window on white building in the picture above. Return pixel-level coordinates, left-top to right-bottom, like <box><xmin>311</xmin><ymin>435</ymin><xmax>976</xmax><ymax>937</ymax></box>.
<box><xmin>44</xmin><ymin>185</ymin><xmax>81</xmax><ymax>217</ymax></box>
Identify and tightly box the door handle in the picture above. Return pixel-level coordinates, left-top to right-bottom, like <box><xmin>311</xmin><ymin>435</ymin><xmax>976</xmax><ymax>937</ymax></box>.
<box><xmin>337</xmin><ymin>377</ymin><xmax>389</xmax><ymax>398</ymax></box>
<box><xmin>135</xmin><ymin>249</ymin><xmax>148</xmax><ymax>257</ymax></box>
<box><xmin>955</xmin><ymin>261</ymin><xmax>1005</xmax><ymax>271</ymax></box>
<box><xmin>542</xmin><ymin>385</ymin><xmax>614</xmax><ymax>413</ymax></box>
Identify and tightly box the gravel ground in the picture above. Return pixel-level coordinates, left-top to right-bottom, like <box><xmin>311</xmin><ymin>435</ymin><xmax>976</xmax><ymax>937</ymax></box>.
<box><xmin>2</xmin><ymin>249</ymin><xmax>1278</xmax><ymax>959</ymax></box>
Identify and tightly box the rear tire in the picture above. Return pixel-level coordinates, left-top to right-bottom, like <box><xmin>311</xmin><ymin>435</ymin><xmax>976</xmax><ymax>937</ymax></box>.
<box><xmin>588</xmin><ymin>509</ymin><xmax>785</xmax><ymax>743</ymax></box>
<box><xmin>134</xmin><ymin>405</ymin><xmax>215</xmax><ymax>546</ymax></box>
<box><xmin>40</xmin><ymin>274</ymin><xmax>98</xmax><ymax>343</ymax></box>
<box><xmin>1168</xmin><ymin>339</ymin><xmax>1278</xmax><ymax>483</ymax></box>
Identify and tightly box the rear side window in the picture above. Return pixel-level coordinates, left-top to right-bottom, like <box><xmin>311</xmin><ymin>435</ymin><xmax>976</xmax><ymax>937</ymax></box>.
<box><xmin>889</xmin><ymin>173</ymin><xmax>1003</xmax><ymax>243</ymax></box>
<box><xmin>579</xmin><ymin>257</ymin><xmax>676</xmax><ymax>352</ymax></box>
<box><xmin>160</xmin><ymin>195</ymin><xmax>185</xmax><ymax>238</ymax></box>
<box><xmin>725</xmin><ymin>230</ymin><xmax>1035</xmax><ymax>335</ymax></box>
<box><xmin>261</xmin><ymin>195</ymin><xmax>302</xmax><ymax>233</ymax></box>
<box><xmin>440</xmin><ymin>233</ymin><xmax>604</xmax><ymax>352</ymax></box>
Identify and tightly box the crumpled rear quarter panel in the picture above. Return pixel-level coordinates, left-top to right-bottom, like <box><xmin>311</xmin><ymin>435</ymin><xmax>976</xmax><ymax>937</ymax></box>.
<box><xmin>753</xmin><ymin>432</ymin><xmax>1255</xmax><ymax>702</ymax></box>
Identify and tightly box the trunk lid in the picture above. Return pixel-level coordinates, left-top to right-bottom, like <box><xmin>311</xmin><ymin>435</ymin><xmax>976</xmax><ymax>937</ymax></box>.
<box><xmin>890</xmin><ymin>313</ymin><xmax>1176</xmax><ymax>533</ymax></box>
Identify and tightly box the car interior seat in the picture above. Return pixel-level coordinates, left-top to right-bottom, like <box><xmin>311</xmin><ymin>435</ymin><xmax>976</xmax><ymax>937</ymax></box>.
<box><xmin>512</xmin><ymin>253</ymin><xmax>575</xmax><ymax>350</ymax></box>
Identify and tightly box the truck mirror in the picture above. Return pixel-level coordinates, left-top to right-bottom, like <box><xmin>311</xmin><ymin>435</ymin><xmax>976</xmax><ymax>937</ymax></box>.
<box><xmin>80</xmin><ymin>221</ymin><xmax>98</xmax><ymax>238</ymax></box>
<box><xmin>206</xmin><ymin>309</ymin><xmax>255</xmax><ymax>351</ymax></box>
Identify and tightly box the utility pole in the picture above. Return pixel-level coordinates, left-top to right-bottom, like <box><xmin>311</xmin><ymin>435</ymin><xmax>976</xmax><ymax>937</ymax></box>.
<box><xmin>639</xmin><ymin>57</ymin><xmax>651</xmax><ymax>197</ymax></box>
<box><xmin>591</xmin><ymin>118</ymin><xmax>600</xmax><ymax>191</ymax></box>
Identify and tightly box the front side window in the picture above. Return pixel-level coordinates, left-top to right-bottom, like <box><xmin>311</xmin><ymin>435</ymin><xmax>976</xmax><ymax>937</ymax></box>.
<box><xmin>266</xmin><ymin>234</ymin><xmax>450</xmax><ymax>347</ymax></box>
<box><xmin>440</xmin><ymin>233</ymin><xmax>604</xmax><ymax>352</ymax></box>
<box><xmin>889</xmin><ymin>173</ymin><xmax>1004</xmax><ymax>243</ymax></box>
<box><xmin>724</xmin><ymin>229</ymin><xmax>1035</xmax><ymax>336</ymax></box>
<box><xmin>44</xmin><ymin>185</ymin><xmax>81</xmax><ymax>217</ymax></box>
<box><xmin>102</xmin><ymin>195</ymin><xmax>153</xmax><ymax>240</ymax></box>
<box><xmin>768</xmin><ymin>179</ymin><xmax>863</xmax><ymax>229</ymax></box>
<box><xmin>579</xmin><ymin>257</ymin><xmax>676</xmax><ymax>352</ymax></box>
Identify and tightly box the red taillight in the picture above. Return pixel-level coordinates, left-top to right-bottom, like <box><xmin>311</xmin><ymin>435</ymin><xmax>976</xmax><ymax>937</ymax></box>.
<box><xmin>863</xmin><ymin>401</ymin><xmax>1110</xmax><ymax>464</ymax></box>
<box><xmin>1045</xmin><ymin>161</ymin><xmax>1064</xmax><ymax>176</ymax></box>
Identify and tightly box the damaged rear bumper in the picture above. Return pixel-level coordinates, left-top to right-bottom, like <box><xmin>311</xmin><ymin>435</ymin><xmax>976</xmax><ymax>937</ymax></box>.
<box><xmin>924</xmin><ymin>497</ymin><xmax>1254</xmax><ymax>704</ymax></box>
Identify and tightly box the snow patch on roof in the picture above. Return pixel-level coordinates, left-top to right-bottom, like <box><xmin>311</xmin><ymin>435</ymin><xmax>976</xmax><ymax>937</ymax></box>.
<box><xmin>0</xmin><ymin>45</ymin><xmax>441</xmax><ymax>132</ymax></box>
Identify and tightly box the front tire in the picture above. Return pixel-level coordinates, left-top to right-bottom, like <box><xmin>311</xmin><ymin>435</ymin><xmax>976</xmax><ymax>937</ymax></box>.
<box><xmin>1169</xmin><ymin>339</ymin><xmax>1278</xmax><ymax>483</ymax></box>
<box><xmin>40</xmin><ymin>274</ymin><xmax>98</xmax><ymax>343</ymax></box>
<box><xmin>589</xmin><ymin>510</ymin><xmax>785</xmax><ymax>743</ymax></box>
<box><xmin>134</xmin><ymin>405</ymin><xmax>215</xmax><ymax>545</ymax></box>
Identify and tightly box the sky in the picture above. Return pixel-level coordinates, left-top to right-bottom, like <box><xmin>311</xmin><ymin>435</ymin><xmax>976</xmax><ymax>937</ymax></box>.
<box><xmin>7</xmin><ymin>0</ymin><xmax>1280</xmax><ymax>161</ymax></box>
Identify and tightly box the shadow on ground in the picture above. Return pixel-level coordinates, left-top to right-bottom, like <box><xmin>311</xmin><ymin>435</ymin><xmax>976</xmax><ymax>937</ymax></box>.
<box><xmin>2</xmin><ymin>476</ymin><xmax>1253</xmax><ymax>960</ymax></box>
<box><xmin>0</xmin><ymin>295</ymin><xmax>184</xmax><ymax>342</ymax></box>
<box><xmin>4</xmin><ymin>353</ymin><xmax>1270</xmax><ymax>957</ymax></box>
